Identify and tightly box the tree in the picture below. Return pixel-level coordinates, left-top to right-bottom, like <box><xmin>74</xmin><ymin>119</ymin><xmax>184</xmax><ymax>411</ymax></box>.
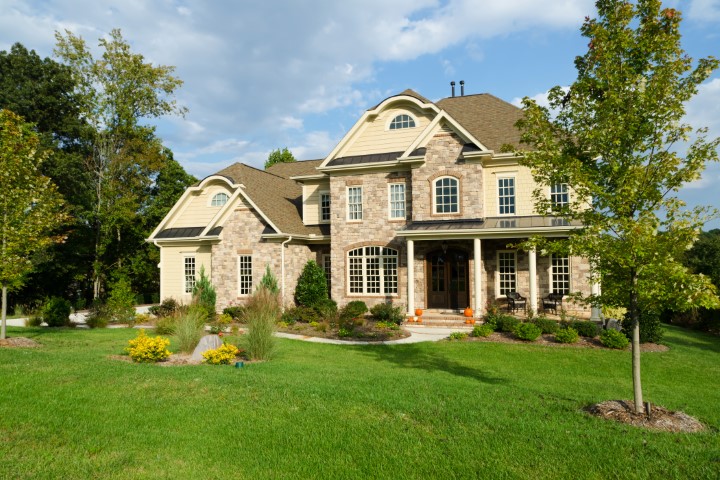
<box><xmin>517</xmin><ymin>0</ymin><xmax>719</xmax><ymax>413</ymax></box>
<box><xmin>685</xmin><ymin>229</ymin><xmax>720</xmax><ymax>289</ymax></box>
<box><xmin>54</xmin><ymin>28</ymin><xmax>187</xmax><ymax>299</ymax></box>
<box><xmin>0</xmin><ymin>110</ymin><xmax>68</xmax><ymax>338</ymax></box>
<box><xmin>264</xmin><ymin>147</ymin><xmax>296</xmax><ymax>169</ymax></box>
<box><xmin>294</xmin><ymin>260</ymin><xmax>328</xmax><ymax>307</ymax></box>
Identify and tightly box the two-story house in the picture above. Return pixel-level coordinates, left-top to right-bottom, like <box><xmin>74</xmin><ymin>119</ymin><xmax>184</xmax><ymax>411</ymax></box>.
<box><xmin>148</xmin><ymin>88</ymin><xmax>592</xmax><ymax>317</ymax></box>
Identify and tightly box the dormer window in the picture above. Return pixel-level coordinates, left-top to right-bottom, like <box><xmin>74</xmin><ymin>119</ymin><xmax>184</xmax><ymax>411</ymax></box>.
<box><xmin>389</xmin><ymin>114</ymin><xmax>416</xmax><ymax>130</ymax></box>
<box><xmin>211</xmin><ymin>192</ymin><xmax>229</xmax><ymax>207</ymax></box>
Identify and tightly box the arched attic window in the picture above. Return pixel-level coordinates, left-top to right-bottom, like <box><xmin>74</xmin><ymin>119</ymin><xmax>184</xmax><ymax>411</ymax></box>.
<box><xmin>388</xmin><ymin>114</ymin><xmax>416</xmax><ymax>130</ymax></box>
<box><xmin>211</xmin><ymin>192</ymin><xmax>230</xmax><ymax>207</ymax></box>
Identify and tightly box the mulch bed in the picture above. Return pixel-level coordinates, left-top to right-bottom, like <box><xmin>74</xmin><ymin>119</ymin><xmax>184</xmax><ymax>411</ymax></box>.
<box><xmin>463</xmin><ymin>332</ymin><xmax>669</xmax><ymax>352</ymax></box>
<box><xmin>0</xmin><ymin>337</ymin><xmax>42</xmax><ymax>348</ymax></box>
<box><xmin>277</xmin><ymin>323</ymin><xmax>411</xmax><ymax>342</ymax></box>
<box><xmin>585</xmin><ymin>400</ymin><xmax>705</xmax><ymax>433</ymax></box>
<box><xmin>108</xmin><ymin>353</ymin><xmax>256</xmax><ymax>366</ymax></box>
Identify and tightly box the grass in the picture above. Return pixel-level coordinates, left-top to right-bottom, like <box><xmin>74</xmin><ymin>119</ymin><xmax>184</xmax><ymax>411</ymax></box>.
<box><xmin>0</xmin><ymin>325</ymin><xmax>718</xmax><ymax>479</ymax></box>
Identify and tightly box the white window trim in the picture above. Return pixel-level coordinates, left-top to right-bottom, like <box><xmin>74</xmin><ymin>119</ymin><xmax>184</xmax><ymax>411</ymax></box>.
<box><xmin>549</xmin><ymin>183</ymin><xmax>570</xmax><ymax>208</ymax></box>
<box><xmin>495</xmin><ymin>250</ymin><xmax>517</xmax><ymax>298</ymax></box>
<box><xmin>549</xmin><ymin>254</ymin><xmax>571</xmax><ymax>294</ymax></box>
<box><xmin>319</xmin><ymin>191</ymin><xmax>331</xmax><ymax>223</ymax></box>
<box><xmin>209</xmin><ymin>192</ymin><xmax>230</xmax><ymax>207</ymax></box>
<box><xmin>497</xmin><ymin>175</ymin><xmax>517</xmax><ymax>216</ymax></box>
<box><xmin>385</xmin><ymin>112</ymin><xmax>418</xmax><ymax>131</ymax></box>
<box><xmin>237</xmin><ymin>255</ymin><xmax>253</xmax><ymax>297</ymax></box>
<box><xmin>346</xmin><ymin>247</ymin><xmax>399</xmax><ymax>297</ymax></box>
<box><xmin>346</xmin><ymin>186</ymin><xmax>363</xmax><ymax>222</ymax></box>
<box><xmin>388</xmin><ymin>183</ymin><xmax>406</xmax><ymax>220</ymax></box>
<box><xmin>183</xmin><ymin>256</ymin><xmax>196</xmax><ymax>294</ymax></box>
<box><xmin>432</xmin><ymin>176</ymin><xmax>460</xmax><ymax>215</ymax></box>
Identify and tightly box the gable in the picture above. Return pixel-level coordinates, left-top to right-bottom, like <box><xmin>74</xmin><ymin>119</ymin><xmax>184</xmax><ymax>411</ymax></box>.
<box><xmin>168</xmin><ymin>181</ymin><xmax>234</xmax><ymax>229</ymax></box>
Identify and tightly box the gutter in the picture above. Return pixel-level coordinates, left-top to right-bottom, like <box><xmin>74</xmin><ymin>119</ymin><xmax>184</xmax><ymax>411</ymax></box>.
<box><xmin>280</xmin><ymin>236</ymin><xmax>292</xmax><ymax>302</ymax></box>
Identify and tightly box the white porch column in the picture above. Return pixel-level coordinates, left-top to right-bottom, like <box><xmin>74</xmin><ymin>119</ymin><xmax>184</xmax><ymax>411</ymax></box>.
<box><xmin>590</xmin><ymin>279</ymin><xmax>602</xmax><ymax>322</ymax></box>
<box><xmin>528</xmin><ymin>247</ymin><xmax>538</xmax><ymax>314</ymax></box>
<box><xmin>473</xmin><ymin>238</ymin><xmax>482</xmax><ymax>316</ymax></box>
<box><xmin>406</xmin><ymin>239</ymin><xmax>415</xmax><ymax>316</ymax></box>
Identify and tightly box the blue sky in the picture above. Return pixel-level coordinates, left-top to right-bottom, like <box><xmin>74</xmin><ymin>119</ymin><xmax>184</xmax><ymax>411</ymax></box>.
<box><xmin>1</xmin><ymin>0</ymin><xmax>719</xmax><ymax>226</ymax></box>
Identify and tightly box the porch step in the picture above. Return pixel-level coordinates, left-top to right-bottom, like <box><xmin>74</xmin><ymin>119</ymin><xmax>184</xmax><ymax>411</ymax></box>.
<box><xmin>406</xmin><ymin>313</ymin><xmax>477</xmax><ymax>327</ymax></box>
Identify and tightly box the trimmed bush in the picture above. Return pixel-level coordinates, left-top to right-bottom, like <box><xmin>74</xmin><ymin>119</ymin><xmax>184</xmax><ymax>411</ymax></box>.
<box><xmin>600</xmin><ymin>329</ymin><xmax>630</xmax><ymax>349</ymax></box>
<box><xmin>202</xmin><ymin>343</ymin><xmax>241</xmax><ymax>365</ymax></box>
<box><xmin>294</xmin><ymin>260</ymin><xmax>328</xmax><ymax>307</ymax></box>
<box><xmin>126</xmin><ymin>329</ymin><xmax>171</xmax><ymax>363</ymax></box>
<box><xmin>622</xmin><ymin>312</ymin><xmax>664</xmax><ymax>344</ymax></box>
<box><xmin>370</xmin><ymin>302</ymin><xmax>404</xmax><ymax>325</ymax></box>
<box><xmin>281</xmin><ymin>306</ymin><xmax>321</xmax><ymax>324</ymax></box>
<box><xmin>514</xmin><ymin>322</ymin><xmax>542</xmax><ymax>341</ymax></box>
<box><xmin>43</xmin><ymin>297</ymin><xmax>71</xmax><ymax>327</ymax></box>
<box><xmin>314</xmin><ymin>298</ymin><xmax>338</xmax><ymax>320</ymax></box>
<box><xmin>554</xmin><ymin>327</ymin><xmax>579</xmax><ymax>344</ymax></box>
<box><xmin>149</xmin><ymin>298</ymin><xmax>179</xmax><ymax>317</ymax></box>
<box><xmin>495</xmin><ymin>315</ymin><xmax>520</xmax><ymax>333</ymax></box>
<box><xmin>340</xmin><ymin>301</ymin><xmax>368</xmax><ymax>321</ymax></box>
<box><xmin>471</xmin><ymin>324</ymin><xmax>494</xmax><ymax>337</ymax></box>
<box><xmin>532</xmin><ymin>317</ymin><xmax>560</xmax><ymax>334</ymax></box>
<box><xmin>568</xmin><ymin>320</ymin><xmax>600</xmax><ymax>338</ymax></box>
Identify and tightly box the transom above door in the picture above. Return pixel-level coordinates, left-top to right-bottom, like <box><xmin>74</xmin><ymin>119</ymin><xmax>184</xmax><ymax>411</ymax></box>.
<box><xmin>426</xmin><ymin>249</ymin><xmax>469</xmax><ymax>309</ymax></box>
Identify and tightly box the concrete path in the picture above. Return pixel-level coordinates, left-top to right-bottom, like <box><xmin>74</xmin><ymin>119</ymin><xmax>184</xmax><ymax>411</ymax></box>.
<box><xmin>275</xmin><ymin>325</ymin><xmax>472</xmax><ymax>345</ymax></box>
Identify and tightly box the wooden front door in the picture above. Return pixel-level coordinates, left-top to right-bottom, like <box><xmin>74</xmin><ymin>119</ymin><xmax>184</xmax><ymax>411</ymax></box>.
<box><xmin>427</xmin><ymin>249</ymin><xmax>469</xmax><ymax>309</ymax></box>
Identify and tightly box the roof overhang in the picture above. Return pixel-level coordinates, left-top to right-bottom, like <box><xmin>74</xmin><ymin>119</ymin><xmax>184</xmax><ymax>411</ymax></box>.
<box><xmin>396</xmin><ymin>216</ymin><xmax>582</xmax><ymax>241</ymax></box>
<box><xmin>261</xmin><ymin>233</ymin><xmax>331</xmax><ymax>244</ymax></box>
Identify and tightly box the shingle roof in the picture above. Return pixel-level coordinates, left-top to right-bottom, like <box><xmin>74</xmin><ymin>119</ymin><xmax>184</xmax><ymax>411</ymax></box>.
<box><xmin>266</xmin><ymin>159</ymin><xmax>323</xmax><ymax>178</ymax></box>
<box><xmin>327</xmin><ymin>151</ymin><xmax>404</xmax><ymax>167</ymax></box>
<box><xmin>436</xmin><ymin>93</ymin><xmax>528</xmax><ymax>151</ymax></box>
<box><xmin>370</xmin><ymin>89</ymin><xmax>433</xmax><ymax>110</ymax></box>
<box><xmin>155</xmin><ymin>226</ymin><xmax>223</xmax><ymax>239</ymax></box>
<box><xmin>213</xmin><ymin>162</ymin><xmax>328</xmax><ymax>237</ymax></box>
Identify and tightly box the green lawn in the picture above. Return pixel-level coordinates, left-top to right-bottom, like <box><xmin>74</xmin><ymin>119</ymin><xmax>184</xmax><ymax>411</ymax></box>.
<box><xmin>0</xmin><ymin>326</ymin><xmax>718</xmax><ymax>479</ymax></box>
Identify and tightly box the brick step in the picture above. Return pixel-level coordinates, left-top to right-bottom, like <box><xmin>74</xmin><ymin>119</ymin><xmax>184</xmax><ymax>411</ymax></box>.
<box><xmin>405</xmin><ymin>316</ymin><xmax>479</xmax><ymax>327</ymax></box>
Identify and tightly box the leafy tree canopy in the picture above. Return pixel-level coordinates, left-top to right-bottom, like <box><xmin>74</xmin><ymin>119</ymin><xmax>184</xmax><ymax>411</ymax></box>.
<box><xmin>265</xmin><ymin>147</ymin><xmax>296</xmax><ymax>170</ymax></box>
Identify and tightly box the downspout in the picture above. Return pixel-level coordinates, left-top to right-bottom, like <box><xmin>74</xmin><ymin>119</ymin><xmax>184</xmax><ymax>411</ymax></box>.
<box><xmin>280</xmin><ymin>236</ymin><xmax>293</xmax><ymax>303</ymax></box>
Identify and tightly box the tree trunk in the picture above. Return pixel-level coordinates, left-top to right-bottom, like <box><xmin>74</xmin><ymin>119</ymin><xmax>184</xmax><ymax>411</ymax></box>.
<box><xmin>630</xmin><ymin>269</ymin><xmax>644</xmax><ymax>414</ymax></box>
<box><xmin>1</xmin><ymin>285</ymin><xmax>7</xmax><ymax>340</ymax></box>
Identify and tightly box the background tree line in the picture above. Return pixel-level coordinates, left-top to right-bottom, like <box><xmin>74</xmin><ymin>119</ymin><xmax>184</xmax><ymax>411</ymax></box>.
<box><xmin>0</xmin><ymin>30</ymin><xmax>196</xmax><ymax>312</ymax></box>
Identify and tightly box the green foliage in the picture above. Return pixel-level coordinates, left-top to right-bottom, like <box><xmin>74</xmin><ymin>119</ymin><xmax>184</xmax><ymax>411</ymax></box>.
<box><xmin>202</xmin><ymin>343</ymin><xmax>241</xmax><ymax>365</ymax></box>
<box><xmin>684</xmin><ymin>229</ymin><xmax>720</xmax><ymax>290</ymax></box>
<box><xmin>663</xmin><ymin>307</ymin><xmax>720</xmax><ymax>335</ymax></box>
<box><xmin>126</xmin><ymin>329</ymin><xmax>171</xmax><ymax>363</ymax></box>
<box><xmin>42</xmin><ymin>297</ymin><xmax>71</xmax><ymax>327</ymax></box>
<box><xmin>532</xmin><ymin>316</ymin><xmax>560</xmax><ymax>334</ymax></box>
<box><xmin>370</xmin><ymin>302</ymin><xmax>404</xmax><ymax>325</ymax></box>
<box><xmin>449</xmin><ymin>332</ymin><xmax>468</xmax><ymax>341</ymax></box>
<box><xmin>174</xmin><ymin>309</ymin><xmax>206</xmax><ymax>353</ymax></box>
<box><xmin>622</xmin><ymin>312</ymin><xmax>664</xmax><ymax>344</ymax></box>
<box><xmin>192</xmin><ymin>266</ymin><xmax>216</xmax><ymax>323</ymax></box>
<box><xmin>25</xmin><ymin>315</ymin><xmax>43</xmax><ymax>327</ymax></box>
<box><xmin>244</xmin><ymin>286</ymin><xmax>279</xmax><ymax>361</ymax></box>
<box><xmin>222</xmin><ymin>305</ymin><xmax>246</xmax><ymax>322</ymax></box>
<box><xmin>375</xmin><ymin>321</ymin><xmax>400</xmax><ymax>331</ymax></box>
<box><xmin>471</xmin><ymin>324</ymin><xmax>494</xmax><ymax>337</ymax></box>
<box><xmin>513</xmin><ymin>322</ymin><xmax>542</xmax><ymax>341</ymax></box>
<box><xmin>294</xmin><ymin>261</ymin><xmax>328</xmax><ymax>308</ymax></box>
<box><xmin>600</xmin><ymin>329</ymin><xmax>630</xmax><ymax>350</ymax></box>
<box><xmin>495</xmin><ymin>315</ymin><xmax>520</xmax><ymax>333</ymax></box>
<box><xmin>565</xmin><ymin>320</ymin><xmax>600</xmax><ymax>338</ymax></box>
<box><xmin>258</xmin><ymin>265</ymin><xmax>279</xmax><ymax>294</ymax></box>
<box><xmin>149</xmin><ymin>298</ymin><xmax>179</xmax><ymax>317</ymax></box>
<box><xmin>281</xmin><ymin>306</ymin><xmax>321</xmax><ymax>324</ymax></box>
<box><xmin>106</xmin><ymin>276</ymin><xmax>136</xmax><ymax>324</ymax></box>
<box><xmin>209</xmin><ymin>313</ymin><xmax>233</xmax><ymax>335</ymax></box>
<box><xmin>314</xmin><ymin>298</ymin><xmax>338</xmax><ymax>320</ymax></box>
<box><xmin>339</xmin><ymin>301</ymin><xmax>368</xmax><ymax>328</ymax></box>
<box><xmin>554</xmin><ymin>327</ymin><xmax>579</xmax><ymax>344</ymax></box>
<box><xmin>84</xmin><ymin>301</ymin><xmax>109</xmax><ymax>329</ymax></box>
<box><xmin>264</xmin><ymin>147</ymin><xmax>296</xmax><ymax>170</ymax></box>
<box><xmin>153</xmin><ymin>315</ymin><xmax>177</xmax><ymax>335</ymax></box>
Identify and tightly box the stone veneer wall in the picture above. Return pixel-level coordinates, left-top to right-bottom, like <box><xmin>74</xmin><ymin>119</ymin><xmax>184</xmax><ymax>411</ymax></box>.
<box><xmin>211</xmin><ymin>206</ymin><xmax>322</xmax><ymax>311</ymax></box>
<box><xmin>411</xmin><ymin>132</ymin><xmax>484</xmax><ymax>221</ymax></box>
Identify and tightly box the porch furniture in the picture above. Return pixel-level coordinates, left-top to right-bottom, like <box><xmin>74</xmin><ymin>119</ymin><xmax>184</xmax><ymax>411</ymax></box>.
<box><xmin>506</xmin><ymin>291</ymin><xmax>527</xmax><ymax>312</ymax></box>
<box><xmin>542</xmin><ymin>292</ymin><xmax>564</xmax><ymax>314</ymax></box>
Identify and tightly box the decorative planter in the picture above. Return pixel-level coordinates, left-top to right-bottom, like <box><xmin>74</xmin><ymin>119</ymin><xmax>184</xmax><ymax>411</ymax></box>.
<box><xmin>415</xmin><ymin>308</ymin><xmax>423</xmax><ymax>317</ymax></box>
<box><xmin>463</xmin><ymin>307</ymin><xmax>473</xmax><ymax>318</ymax></box>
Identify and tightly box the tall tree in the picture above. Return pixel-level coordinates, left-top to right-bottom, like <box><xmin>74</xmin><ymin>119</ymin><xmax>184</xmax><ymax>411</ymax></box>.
<box><xmin>264</xmin><ymin>147</ymin><xmax>296</xmax><ymax>169</ymax></box>
<box><xmin>54</xmin><ymin>28</ymin><xmax>187</xmax><ymax>298</ymax></box>
<box><xmin>0</xmin><ymin>109</ymin><xmax>68</xmax><ymax>338</ymax></box>
<box><xmin>517</xmin><ymin>0</ymin><xmax>719</xmax><ymax>413</ymax></box>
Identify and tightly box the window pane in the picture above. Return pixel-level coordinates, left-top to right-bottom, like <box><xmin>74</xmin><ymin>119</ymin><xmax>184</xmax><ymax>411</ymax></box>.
<box><xmin>348</xmin><ymin>187</ymin><xmax>363</xmax><ymax>220</ymax></box>
<box><xmin>434</xmin><ymin>177</ymin><xmax>458</xmax><ymax>213</ymax></box>
<box><xmin>346</xmin><ymin>247</ymin><xmax>398</xmax><ymax>295</ymax></box>
<box><xmin>551</xmin><ymin>183</ymin><xmax>569</xmax><ymax>208</ymax></box>
<box><xmin>238</xmin><ymin>255</ymin><xmax>253</xmax><ymax>295</ymax></box>
<box><xmin>389</xmin><ymin>114</ymin><xmax>415</xmax><ymax>130</ymax></box>
<box><xmin>389</xmin><ymin>183</ymin><xmax>405</xmax><ymax>219</ymax></box>
<box><xmin>551</xmin><ymin>254</ymin><xmax>570</xmax><ymax>294</ymax></box>
<box><xmin>498</xmin><ymin>252</ymin><xmax>516</xmax><ymax>295</ymax></box>
<box><xmin>498</xmin><ymin>178</ymin><xmax>516</xmax><ymax>215</ymax></box>
<box><xmin>321</xmin><ymin>193</ymin><xmax>331</xmax><ymax>221</ymax></box>
<box><xmin>184</xmin><ymin>257</ymin><xmax>196</xmax><ymax>294</ymax></box>
<box><xmin>211</xmin><ymin>193</ymin><xmax>229</xmax><ymax>207</ymax></box>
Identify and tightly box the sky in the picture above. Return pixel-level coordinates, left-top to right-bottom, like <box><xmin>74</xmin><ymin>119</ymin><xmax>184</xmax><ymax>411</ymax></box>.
<box><xmin>1</xmin><ymin>0</ymin><xmax>719</xmax><ymax>227</ymax></box>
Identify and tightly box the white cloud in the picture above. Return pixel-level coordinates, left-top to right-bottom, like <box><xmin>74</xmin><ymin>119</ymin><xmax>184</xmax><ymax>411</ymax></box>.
<box><xmin>688</xmin><ymin>0</ymin><xmax>720</xmax><ymax>21</ymax></box>
<box><xmin>279</xmin><ymin>116</ymin><xmax>303</xmax><ymax>130</ymax></box>
<box><xmin>290</xmin><ymin>131</ymin><xmax>338</xmax><ymax>161</ymax></box>
<box><xmin>685</xmin><ymin>77</ymin><xmax>720</xmax><ymax>136</ymax></box>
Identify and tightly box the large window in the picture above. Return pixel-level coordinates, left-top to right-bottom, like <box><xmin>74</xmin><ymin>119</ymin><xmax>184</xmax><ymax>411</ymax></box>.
<box><xmin>320</xmin><ymin>192</ymin><xmax>331</xmax><ymax>222</ymax></box>
<box><xmin>389</xmin><ymin>114</ymin><xmax>415</xmax><ymax>130</ymax></box>
<box><xmin>238</xmin><ymin>255</ymin><xmax>253</xmax><ymax>295</ymax></box>
<box><xmin>550</xmin><ymin>183</ymin><xmax>569</xmax><ymax>208</ymax></box>
<box><xmin>184</xmin><ymin>257</ymin><xmax>196</xmax><ymax>294</ymax></box>
<box><xmin>348</xmin><ymin>247</ymin><xmax>398</xmax><ymax>295</ymax></box>
<box><xmin>498</xmin><ymin>177</ymin><xmax>515</xmax><ymax>215</ymax></box>
<box><xmin>497</xmin><ymin>251</ymin><xmax>516</xmax><ymax>296</ymax></box>
<box><xmin>347</xmin><ymin>186</ymin><xmax>363</xmax><ymax>221</ymax></box>
<box><xmin>551</xmin><ymin>255</ymin><xmax>570</xmax><ymax>294</ymax></box>
<box><xmin>434</xmin><ymin>177</ymin><xmax>459</xmax><ymax>214</ymax></box>
<box><xmin>211</xmin><ymin>192</ymin><xmax>229</xmax><ymax>206</ymax></box>
<box><xmin>389</xmin><ymin>183</ymin><xmax>406</xmax><ymax>219</ymax></box>
<box><xmin>322</xmin><ymin>254</ymin><xmax>332</xmax><ymax>295</ymax></box>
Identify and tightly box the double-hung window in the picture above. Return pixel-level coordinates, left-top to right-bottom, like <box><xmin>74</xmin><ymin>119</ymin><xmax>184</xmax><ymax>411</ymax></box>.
<box><xmin>550</xmin><ymin>254</ymin><xmax>570</xmax><ymax>294</ymax></box>
<box><xmin>498</xmin><ymin>177</ymin><xmax>515</xmax><ymax>215</ymax></box>
<box><xmin>184</xmin><ymin>257</ymin><xmax>196</xmax><ymax>294</ymax></box>
<box><xmin>389</xmin><ymin>183</ymin><xmax>406</xmax><ymax>219</ymax></box>
<box><xmin>434</xmin><ymin>177</ymin><xmax>459</xmax><ymax>214</ymax></box>
<box><xmin>347</xmin><ymin>247</ymin><xmax>398</xmax><ymax>295</ymax></box>
<box><xmin>347</xmin><ymin>186</ymin><xmax>363</xmax><ymax>221</ymax></box>
<box><xmin>497</xmin><ymin>251</ymin><xmax>516</xmax><ymax>296</ymax></box>
<box><xmin>320</xmin><ymin>192</ymin><xmax>331</xmax><ymax>222</ymax></box>
<box><xmin>550</xmin><ymin>183</ymin><xmax>569</xmax><ymax>209</ymax></box>
<box><xmin>238</xmin><ymin>255</ymin><xmax>253</xmax><ymax>296</ymax></box>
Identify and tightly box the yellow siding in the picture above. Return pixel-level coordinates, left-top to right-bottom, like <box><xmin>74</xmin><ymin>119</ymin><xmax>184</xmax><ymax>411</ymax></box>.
<box><xmin>302</xmin><ymin>180</ymin><xmax>330</xmax><ymax>225</ymax></box>
<box><xmin>342</xmin><ymin>104</ymin><xmax>433</xmax><ymax>157</ymax></box>
<box><xmin>484</xmin><ymin>164</ymin><xmax>538</xmax><ymax>217</ymax></box>
<box><xmin>171</xmin><ymin>184</ymin><xmax>233</xmax><ymax>228</ymax></box>
<box><xmin>160</xmin><ymin>244</ymin><xmax>212</xmax><ymax>303</ymax></box>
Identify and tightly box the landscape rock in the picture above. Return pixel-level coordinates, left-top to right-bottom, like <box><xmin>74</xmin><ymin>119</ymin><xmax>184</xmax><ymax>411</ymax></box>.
<box><xmin>190</xmin><ymin>334</ymin><xmax>222</xmax><ymax>362</ymax></box>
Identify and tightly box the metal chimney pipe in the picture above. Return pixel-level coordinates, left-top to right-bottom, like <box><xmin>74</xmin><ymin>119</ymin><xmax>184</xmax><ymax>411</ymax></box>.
<box><xmin>450</xmin><ymin>81</ymin><xmax>455</xmax><ymax>97</ymax></box>
<box><xmin>460</xmin><ymin>80</ymin><xmax>465</xmax><ymax>96</ymax></box>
